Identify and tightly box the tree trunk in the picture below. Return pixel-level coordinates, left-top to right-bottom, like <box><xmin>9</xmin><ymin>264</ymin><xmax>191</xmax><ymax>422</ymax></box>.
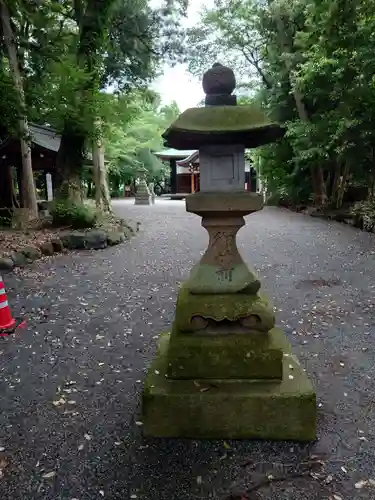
<box><xmin>369</xmin><ymin>147</ymin><xmax>375</xmax><ymax>199</ymax></box>
<box><xmin>87</xmin><ymin>180</ymin><xmax>93</xmax><ymax>198</ymax></box>
<box><xmin>336</xmin><ymin>161</ymin><xmax>350</xmax><ymax>209</ymax></box>
<box><xmin>55</xmin><ymin>0</ymin><xmax>117</xmax><ymax>205</ymax></box>
<box><xmin>55</xmin><ymin>127</ymin><xmax>85</xmax><ymax>202</ymax></box>
<box><xmin>0</xmin><ymin>164</ymin><xmax>16</xmax><ymax>208</ymax></box>
<box><xmin>1</xmin><ymin>0</ymin><xmax>38</xmax><ymax>219</ymax></box>
<box><xmin>274</xmin><ymin>7</ymin><xmax>327</xmax><ymax>206</ymax></box>
<box><xmin>92</xmin><ymin>119</ymin><xmax>112</xmax><ymax>213</ymax></box>
<box><xmin>329</xmin><ymin>162</ymin><xmax>341</xmax><ymax>206</ymax></box>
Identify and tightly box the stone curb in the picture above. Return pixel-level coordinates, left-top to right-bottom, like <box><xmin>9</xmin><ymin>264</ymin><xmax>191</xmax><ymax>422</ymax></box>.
<box><xmin>0</xmin><ymin>222</ymin><xmax>139</xmax><ymax>273</ymax></box>
<box><xmin>284</xmin><ymin>206</ymin><xmax>375</xmax><ymax>233</ymax></box>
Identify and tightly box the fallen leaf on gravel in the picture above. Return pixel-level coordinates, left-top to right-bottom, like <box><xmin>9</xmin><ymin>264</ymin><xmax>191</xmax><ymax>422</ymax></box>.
<box><xmin>223</xmin><ymin>441</ymin><xmax>231</xmax><ymax>450</ymax></box>
<box><xmin>325</xmin><ymin>475</ymin><xmax>333</xmax><ymax>484</ymax></box>
<box><xmin>130</xmin><ymin>495</ymin><xmax>137</xmax><ymax>499</ymax></box>
<box><xmin>331</xmin><ymin>495</ymin><xmax>343</xmax><ymax>500</ymax></box>
<box><xmin>42</xmin><ymin>471</ymin><xmax>56</xmax><ymax>479</ymax></box>
<box><xmin>341</xmin><ymin>466</ymin><xmax>347</xmax><ymax>473</ymax></box>
<box><xmin>135</xmin><ymin>421</ymin><xmax>143</xmax><ymax>426</ymax></box>
<box><xmin>0</xmin><ymin>458</ymin><xmax>8</xmax><ymax>478</ymax></box>
<box><xmin>52</xmin><ymin>398</ymin><xmax>66</xmax><ymax>407</ymax></box>
<box><xmin>84</xmin><ymin>433</ymin><xmax>92</xmax><ymax>441</ymax></box>
<box><xmin>355</xmin><ymin>480</ymin><xmax>369</xmax><ymax>489</ymax></box>
<box><xmin>200</xmin><ymin>387</ymin><xmax>210</xmax><ymax>392</ymax></box>
<box><xmin>196</xmin><ymin>475</ymin><xmax>202</xmax><ymax>485</ymax></box>
<box><xmin>99</xmin><ymin>490</ymin><xmax>104</xmax><ymax>496</ymax></box>
<box><xmin>0</xmin><ymin>447</ymin><xmax>4</xmax><ymax>452</ymax></box>
<box><xmin>78</xmin><ymin>444</ymin><xmax>84</xmax><ymax>451</ymax></box>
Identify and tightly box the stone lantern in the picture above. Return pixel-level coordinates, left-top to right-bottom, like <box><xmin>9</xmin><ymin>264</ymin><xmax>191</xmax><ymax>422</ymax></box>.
<box><xmin>142</xmin><ymin>63</ymin><xmax>316</xmax><ymax>440</ymax></box>
<box><xmin>134</xmin><ymin>167</ymin><xmax>151</xmax><ymax>205</ymax></box>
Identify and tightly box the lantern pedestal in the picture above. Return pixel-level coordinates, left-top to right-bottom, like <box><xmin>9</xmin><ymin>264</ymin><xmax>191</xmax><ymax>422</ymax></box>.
<box><xmin>135</xmin><ymin>167</ymin><xmax>152</xmax><ymax>205</ymax></box>
<box><xmin>142</xmin><ymin>332</ymin><xmax>316</xmax><ymax>441</ymax></box>
<box><xmin>142</xmin><ymin>192</ymin><xmax>316</xmax><ymax>441</ymax></box>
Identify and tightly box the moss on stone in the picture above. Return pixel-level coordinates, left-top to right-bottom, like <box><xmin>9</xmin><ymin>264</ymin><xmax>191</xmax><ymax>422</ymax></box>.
<box><xmin>167</xmin><ymin>327</ymin><xmax>283</xmax><ymax>379</ymax></box>
<box><xmin>164</xmin><ymin>105</ymin><xmax>276</xmax><ymax>133</ymax></box>
<box><xmin>174</xmin><ymin>283</ymin><xmax>275</xmax><ymax>332</ymax></box>
<box><xmin>142</xmin><ymin>332</ymin><xmax>317</xmax><ymax>441</ymax></box>
<box><xmin>186</xmin><ymin>262</ymin><xmax>261</xmax><ymax>295</ymax></box>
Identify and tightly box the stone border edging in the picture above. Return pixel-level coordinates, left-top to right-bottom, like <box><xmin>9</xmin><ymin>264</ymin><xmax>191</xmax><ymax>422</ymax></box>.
<box><xmin>0</xmin><ymin>222</ymin><xmax>139</xmax><ymax>273</ymax></box>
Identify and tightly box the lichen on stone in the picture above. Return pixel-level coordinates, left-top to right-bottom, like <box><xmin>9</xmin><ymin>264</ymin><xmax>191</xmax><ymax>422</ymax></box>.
<box><xmin>163</xmin><ymin>105</ymin><xmax>279</xmax><ymax>133</ymax></box>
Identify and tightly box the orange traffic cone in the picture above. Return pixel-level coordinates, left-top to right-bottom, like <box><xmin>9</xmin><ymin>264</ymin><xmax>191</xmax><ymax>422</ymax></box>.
<box><xmin>0</xmin><ymin>275</ymin><xmax>16</xmax><ymax>331</ymax></box>
<box><xmin>0</xmin><ymin>275</ymin><xmax>27</xmax><ymax>337</ymax></box>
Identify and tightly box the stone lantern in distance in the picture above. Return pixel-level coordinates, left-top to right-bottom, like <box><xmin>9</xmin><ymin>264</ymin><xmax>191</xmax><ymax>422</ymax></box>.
<box><xmin>142</xmin><ymin>63</ymin><xmax>316</xmax><ymax>441</ymax></box>
<box><xmin>134</xmin><ymin>166</ymin><xmax>151</xmax><ymax>205</ymax></box>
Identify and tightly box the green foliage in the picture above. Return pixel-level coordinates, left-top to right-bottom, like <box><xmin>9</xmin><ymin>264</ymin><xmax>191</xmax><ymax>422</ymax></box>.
<box><xmin>0</xmin><ymin>210</ymin><xmax>12</xmax><ymax>228</ymax></box>
<box><xmin>187</xmin><ymin>0</ymin><xmax>375</xmax><ymax>207</ymax></box>
<box><xmin>9</xmin><ymin>0</ymin><xmax>188</xmax><ymax>137</ymax></box>
<box><xmin>103</xmin><ymin>91</ymin><xmax>179</xmax><ymax>188</ymax></box>
<box><xmin>51</xmin><ymin>201</ymin><xmax>97</xmax><ymax>229</ymax></box>
<box><xmin>352</xmin><ymin>199</ymin><xmax>375</xmax><ymax>231</ymax></box>
<box><xmin>0</xmin><ymin>67</ymin><xmax>20</xmax><ymax>137</ymax></box>
<box><xmin>0</xmin><ymin>0</ymin><xmax>188</xmax><ymax>207</ymax></box>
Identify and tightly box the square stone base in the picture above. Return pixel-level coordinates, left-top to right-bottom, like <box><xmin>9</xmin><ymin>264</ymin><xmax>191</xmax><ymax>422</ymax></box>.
<box><xmin>135</xmin><ymin>196</ymin><xmax>152</xmax><ymax>205</ymax></box>
<box><xmin>167</xmin><ymin>327</ymin><xmax>284</xmax><ymax>380</ymax></box>
<box><xmin>142</xmin><ymin>334</ymin><xmax>316</xmax><ymax>441</ymax></box>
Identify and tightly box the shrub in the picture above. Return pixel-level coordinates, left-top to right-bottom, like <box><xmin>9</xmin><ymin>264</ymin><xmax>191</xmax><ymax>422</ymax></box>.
<box><xmin>51</xmin><ymin>201</ymin><xmax>97</xmax><ymax>229</ymax></box>
<box><xmin>0</xmin><ymin>209</ymin><xmax>12</xmax><ymax>227</ymax></box>
<box><xmin>352</xmin><ymin>199</ymin><xmax>375</xmax><ymax>231</ymax></box>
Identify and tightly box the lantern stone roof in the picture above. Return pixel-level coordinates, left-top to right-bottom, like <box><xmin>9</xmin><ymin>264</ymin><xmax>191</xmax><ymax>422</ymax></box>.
<box><xmin>162</xmin><ymin>104</ymin><xmax>285</xmax><ymax>150</ymax></box>
<box><xmin>162</xmin><ymin>62</ymin><xmax>285</xmax><ymax>150</ymax></box>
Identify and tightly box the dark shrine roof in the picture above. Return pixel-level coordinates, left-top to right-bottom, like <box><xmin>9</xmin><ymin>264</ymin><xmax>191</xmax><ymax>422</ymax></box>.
<box><xmin>176</xmin><ymin>150</ymin><xmax>199</xmax><ymax>167</ymax></box>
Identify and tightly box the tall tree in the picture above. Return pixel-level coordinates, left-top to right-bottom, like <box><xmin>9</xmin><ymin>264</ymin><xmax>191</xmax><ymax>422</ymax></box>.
<box><xmin>187</xmin><ymin>0</ymin><xmax>375</xmax><ymax>208</ymax></box>
<box><xmin>55</xmin><ymin>0</ymin><xmax>118</xmax><ymax>202</ymax></box>
<box><xmin>0</xmin><ymin>0</ymin><xmax>38</xmax><ymax>219</ymax></box>
<box><xmin>54</xmin><ymin>0</ymin><xmax>187</xmax><ymax>203</ymax></box>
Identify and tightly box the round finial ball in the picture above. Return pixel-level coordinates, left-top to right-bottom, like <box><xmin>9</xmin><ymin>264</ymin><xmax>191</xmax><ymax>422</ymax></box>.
<box><xmin>202</xmin><ymin>63</ymin><xmax>236</xmax><ymax>95</ymax></box>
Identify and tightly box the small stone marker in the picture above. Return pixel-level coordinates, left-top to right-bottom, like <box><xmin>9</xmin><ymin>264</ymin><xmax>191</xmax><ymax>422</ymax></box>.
<box><xmin>148</xmin><ymin>182</ymin><xmax>156</xmax><ymax>204</ymax></box>
<box><xmin>134</xmin><ymin>167</ymin><xmax>151</xmax><ymax>206</ymax></box>
<box><xmin>142</xmin><ymin>63</ymin><xmax>316</xmax><ymax>441</ymax></box>
<box><xmin>46</xmin><ymin>173</ymin><xmax>53</xmax><ymax>202</ymax></box>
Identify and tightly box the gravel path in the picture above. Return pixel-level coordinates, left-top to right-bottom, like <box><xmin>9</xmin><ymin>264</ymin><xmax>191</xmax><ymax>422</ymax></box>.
<box><xmin>1</xmin><ymin>199</ymin><xmax>375</xmax><ymax>500</ymax></box>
